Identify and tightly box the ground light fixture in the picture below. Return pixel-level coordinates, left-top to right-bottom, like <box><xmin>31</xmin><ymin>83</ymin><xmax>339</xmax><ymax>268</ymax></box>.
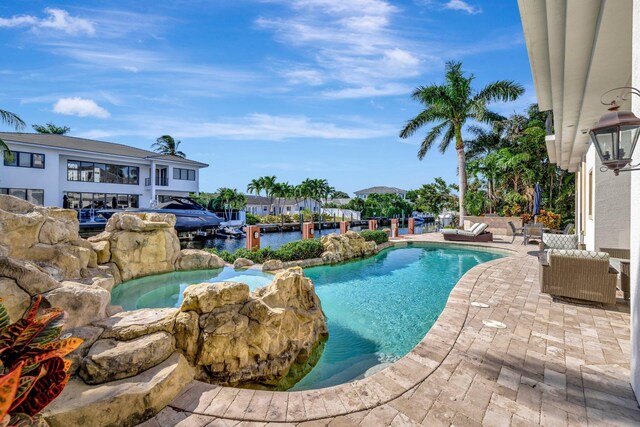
<box><xmin>590</xmin><ymin>86</ymin><xmax>640</xmax><ymax>175</ymax></box>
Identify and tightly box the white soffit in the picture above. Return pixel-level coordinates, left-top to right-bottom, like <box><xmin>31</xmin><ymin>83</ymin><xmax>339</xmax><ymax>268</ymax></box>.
<box><xmin>518</xmin><ymin>0</ymin><xmax>632</xmax><ymax>171</ymax></box>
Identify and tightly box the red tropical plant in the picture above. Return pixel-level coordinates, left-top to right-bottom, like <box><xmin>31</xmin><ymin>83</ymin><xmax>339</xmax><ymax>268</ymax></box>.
<box><xmin>0</xmin><ymin>296</ymin><xmax>82</xmax><ymax>426</ymax></box>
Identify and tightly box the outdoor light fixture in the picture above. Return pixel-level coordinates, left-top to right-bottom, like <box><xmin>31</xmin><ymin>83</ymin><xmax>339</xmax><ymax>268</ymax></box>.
<box><xmin>590</xmin><ymin>87</ymin><xmax>640</xmax><ymax>175</ymax></box>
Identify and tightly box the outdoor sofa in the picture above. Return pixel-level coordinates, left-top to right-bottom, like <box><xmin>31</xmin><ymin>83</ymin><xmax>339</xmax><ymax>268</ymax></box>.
<box><xmin>441</xmin><ymin>222</ymin><xmax>493</xmax><ymax>242</ymax></box>
<box><xmin>539</xmin><ymin>249</ymin><xmax>617</xmax><ymax>304</ymax></box>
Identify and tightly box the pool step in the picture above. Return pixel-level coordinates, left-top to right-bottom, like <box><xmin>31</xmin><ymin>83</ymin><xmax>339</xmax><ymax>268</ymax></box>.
<box><xmin>44</xmin><ymin>353</ymin><xmax>194</xmax><ymax>427</ymax></box>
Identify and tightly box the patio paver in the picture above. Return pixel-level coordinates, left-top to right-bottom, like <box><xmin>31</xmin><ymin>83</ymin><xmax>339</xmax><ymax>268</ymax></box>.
<box><xmin>140</xmin><ymin>234</ymin><xmax>638</xmax><ymax>426</ymax></box>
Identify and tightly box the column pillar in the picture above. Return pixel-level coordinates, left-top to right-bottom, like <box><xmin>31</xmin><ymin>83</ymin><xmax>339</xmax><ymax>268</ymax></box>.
<box><xmin>246</xmin><ymin>226</ymin><xmax>260</xmax><ymax>251</ymax></box>
<box><xmin>339</xmin><ymin>221</ymin><xmax>349</xmax><ymax>234</ymax></box>
<box><xmin>408</xmin><ymin>218</ymin><xmax>415</xmax><ymax>235</ymax></box>
<box><xmin>302</xmin><ymin>222</ymin><xmax>314</xmax><ymax>239</ymax></box>
<box><xmin>368</xmin><ymin>219</ymin><xmax>378</xmax><ymax>231</ymax></box>
<box><xmin>150</xmin><ymin>160</ymin><xmax>156</xmax><ymax>206</ymax></box>
<box><xmin>391</xmin><ymin>218</ymin><xmax>399</xmax><ymax>238</ymax></box>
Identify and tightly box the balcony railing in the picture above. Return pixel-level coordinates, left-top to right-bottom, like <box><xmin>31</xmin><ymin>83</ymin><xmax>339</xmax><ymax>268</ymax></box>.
<box><xmin>144</xmin><ymin>177</ymin><xmax>169</xmax><ymax>187</ymax></box>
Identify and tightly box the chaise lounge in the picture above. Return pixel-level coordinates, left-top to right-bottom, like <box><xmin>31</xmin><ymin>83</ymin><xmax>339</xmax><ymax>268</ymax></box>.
<box><xmin>441</xmin><ymin>223</ymin><xmax>493</xmax><ymax>242</ymax></box>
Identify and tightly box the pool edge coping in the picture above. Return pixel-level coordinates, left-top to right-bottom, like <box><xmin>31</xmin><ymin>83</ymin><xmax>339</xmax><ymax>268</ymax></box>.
<box><xmin>169</xmin><ymin>241</ymin><xmax>525</xmax><ymax>422</ymax></box>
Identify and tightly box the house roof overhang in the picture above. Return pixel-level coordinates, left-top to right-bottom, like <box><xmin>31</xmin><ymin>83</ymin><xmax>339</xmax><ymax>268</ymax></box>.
<box><xmin>517</xmin><ymin>0</ymin><xmax>633</xmax><ymax>172</ymax></box>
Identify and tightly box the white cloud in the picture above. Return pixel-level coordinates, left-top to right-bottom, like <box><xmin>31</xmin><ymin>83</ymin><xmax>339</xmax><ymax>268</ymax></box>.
<box><xmin>444</xmin><ymin>0</ymin><xmax>481</xmax><ymax>15</ymax></box>
<box><xmin>256</xmin><ymin>0</ymin><xmax>424</xmax><ymax>96</ymax></box>
<box><xmin>76</xmin><ymin>113</ymin><xmax>394</xmax><ymax>141</ymax></box>
<box><xmin>322</xmin><ymin>83</ymin><xmax>411</xmax><ymax>99</ymax></box>
<box><xmin>53</xmin><ymin>97</ymin><xmax>110</xmax><ymax>118</ymax></box>
<box><xmin>0</xmin><ymin>8</ymin><xmax>95</xmax><ymax>35</ymax></box>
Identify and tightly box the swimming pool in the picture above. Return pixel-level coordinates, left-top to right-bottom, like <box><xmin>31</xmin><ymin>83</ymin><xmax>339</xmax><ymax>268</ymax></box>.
<box><xmin>110</xmin><ymin>243</ymin><xmax>505</xmax><ymax>389</ymax></box>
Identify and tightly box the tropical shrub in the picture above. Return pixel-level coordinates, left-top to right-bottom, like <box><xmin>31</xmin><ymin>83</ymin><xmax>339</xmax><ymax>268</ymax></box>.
<box><xmin>245</xmin><ymin>213</ymin><xmax>260</xmax><ymax>225</ymax></box>
<box><xmin>205</xmin><ymin>240</ymin><xmax>323</xmax><ymax>264</ymax></box>
<box><xmin>521</xmin><ymin>213</ymin><xmax>534</xmax><ymax>224</ymax></box>
<box><xmin>0</xmin><ymin>296</ymin><xmax>82</xmax><ymax>426</ymax></box>
<box><xmin>537</xmin><ymin>209</ymin><xmax>561</xmax><ymax>230</ymax></box>
<box><xmin>359</xmin><ymin>230</ymin><xmax>389</xmax><ymax>245</ymax></box>
<box><xmin>259</xmin><ymin>215</ymin><xmax>280</xmax><ymax>224</ymax></box>
<box><xmin>274</xmin><ymin>239</ymin><xmax>324</xmax><ymax>262</ymax></box>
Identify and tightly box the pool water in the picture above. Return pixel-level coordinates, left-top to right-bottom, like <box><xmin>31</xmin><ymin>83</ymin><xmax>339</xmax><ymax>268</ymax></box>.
<box><xmin>110</xmin><ymin>243</ymin><xmax>504</xmax><ymax>389</ymax></box>
<box><xmin>110</xmin><ymin>268</ymin><xmax>274</xmax><ymax>311</ymax></box>
<box><xmin>290</xmin><ymin>244</ymin><xmax>504</xmax><ymax>390</ymax></box>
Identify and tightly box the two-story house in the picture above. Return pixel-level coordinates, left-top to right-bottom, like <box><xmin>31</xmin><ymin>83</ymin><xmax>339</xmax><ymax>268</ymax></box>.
<box><xmin>0</xmin><ymin>133</ymin><xmax>208</xmax><ymax>216</ymax></box>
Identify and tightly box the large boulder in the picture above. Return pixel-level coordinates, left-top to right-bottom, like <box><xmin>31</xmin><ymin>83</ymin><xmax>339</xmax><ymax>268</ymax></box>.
<box><xmin>27</xmin><ymin>243</ymin><xmax>92</xmax><ymax>280</ymax></box>
<box><xmin>233</xmin><ymin>257</ymin><xmax>254</xmax><ymax>269</ymax></box>
<box><xmin>175</xmin><ymin>249</ymin><xmax>225</xmax><ymax>271</ymax></box>
<box><xmin>38</xmin><ymin>208</ymin><xmax>80</xmax><ymax>245</ymax></box>
<box><xmin>90</xmin><ymin>240</ymin><xmax>111</xmax><ymax>264</ymax></box>
<box><xmin>177</xmin><ymin>267</ymin><xmax>327</xmax><ymax>388</ymax></box>
<box><xmin>0</xmin><ymin>257</ymin><xmax>60</xmax><ymax>295</ymax></box>
<box><xmin>93</xmin><ymin>308</ymin><xmax>178</xmax><ymax>341</ymax></box>
<box><xmin>320</xmin><ymin>231</ymin><xmax>377</xmax><ymax>264</ymax></box>
<box><xmin>0</xmin><ymin>195</ymin><xmax>48</xmax><ymax>256</ymax></box>
<box><xmin>180</xmin><ymin>282</ymin><xmax>250</xmax><ymax>314</ymax></box>
<box><xmin>43</xmin><ymin>281</ymin><xmax>110</xmax><ymax>330</ymax></box>
<box><xmin>43</xmin><ymin>353</ymin><xmax>194</xmax><ymax>427</ymax></box>
<box><xmin>0</xmin><ymin>277</ymin><xmax>30</xmax><ymax>320</ymax></box>
<box><xmin>262</xmin><ymin>259</ymin><xmax>284</xmax><ymax>271</ymax></box>
<box><xmin>90</xmin><ymin>212</ymin><xmax>182</xmax><ymax>281</ymax></box>
<box><xmin>79</xmin><ymin>331</ymin><xmax>175</xmax><ymax>384</ymax></box>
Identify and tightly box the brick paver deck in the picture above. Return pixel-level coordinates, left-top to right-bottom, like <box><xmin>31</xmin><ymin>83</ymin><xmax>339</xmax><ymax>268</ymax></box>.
<box><xmin>140</xmin><ymin>234</ymin><xmax>638</xmax><ymax>426</ymax></box>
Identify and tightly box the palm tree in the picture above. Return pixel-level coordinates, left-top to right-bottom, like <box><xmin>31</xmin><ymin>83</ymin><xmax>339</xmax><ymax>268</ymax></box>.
<box><xmin>399</xmin><ymin>61</ymin><xmax>524</xmax><ymax>223</ymax></box>
<box><xmin>152</xmin><ymin>135</ymin><xmax>186</xmax><ymax>158</ymax></box>
<box><xmin>260</xmin><ymin>176</ymin><xmax>277</xmax><ymax>215</ymax></box>
<box><xmin>0</xmin><ymin>108</ymin><xmax>26</xmax><ymax>161</ymax></box>
<box><xmin>247</xmin><ymin>178</ymin><xmax>264</xmax><ymax>199</ymax></box>
<box><xmin>32</xmin><ymin>122</ymin><xmax>70</xmax><ymax>135</ymax></box>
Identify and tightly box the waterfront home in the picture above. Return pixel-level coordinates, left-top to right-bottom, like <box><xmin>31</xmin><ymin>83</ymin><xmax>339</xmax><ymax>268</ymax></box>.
<box><xmin>354</xmin><ymin>186</ymin><xmax>408</xmax><ymax>199</ymax></box>
<box><xmin>519</xmin><ymin>0</ymin><xmax>640</xmax><ymax>403</ymax></box>
<box><xmin>245</xmin><ymin>195</ymin><xmax>320</xmax><ymax>216</ymax></box>
<box><xmin>0</xmin><ymin>133</ymin><xmax>208</xmax><ymax>215</ymax></box>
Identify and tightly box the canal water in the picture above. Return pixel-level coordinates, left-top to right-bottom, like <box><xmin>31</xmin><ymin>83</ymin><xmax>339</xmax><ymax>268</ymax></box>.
<box><xmin>182</xmin><ymin>225</ymin><xmax>434</xmax><ymax>252</ymax></box>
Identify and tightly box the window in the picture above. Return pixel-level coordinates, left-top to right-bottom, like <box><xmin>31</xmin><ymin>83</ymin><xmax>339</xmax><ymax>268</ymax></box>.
<box><xmin>65</xmin><ymin>192</ymin><xmax>139</xmax><ymax>210</ymax></box>
<box><xmin>173</xmin><ymin>167</ymin><xmax>196</xmax><ymax>181</ymax></box>
<box><xmin>0</xmin><ymin>188</ymin><xmax>44</xmax><ymax>205</ymax></box>
<box><xmin>67</xmin><ymin>160</ymin><xmax>139</xmax><ymax>184</ymax></box>
<box><xmin>3</xmin><ymin>151</ymin><xmax>45</xmax><ymax>169</ymax></box>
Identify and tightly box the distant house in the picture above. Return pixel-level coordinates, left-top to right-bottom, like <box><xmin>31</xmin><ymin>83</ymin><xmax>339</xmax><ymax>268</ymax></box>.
<box><xmin>354</xmin><ymin>186</ymin><xmax>407</xmax><ymax>199</ymax></box>
<box><xmin>244</xmin><ymin>195</ymin><xmax>320</xmax><ymax>215</ymax></box>
<box><xmin>0</xmin><ymin>133</ymin><xmax>208</xmax><ymax>214</ymax></box>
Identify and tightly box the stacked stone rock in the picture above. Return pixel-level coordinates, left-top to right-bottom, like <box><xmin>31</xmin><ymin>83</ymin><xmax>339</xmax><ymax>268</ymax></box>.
<box><xmin>320</xmin><ymin>231</ymin><xmax>378</xmax><ymax>264</ymax></box>
<box><xmin>0</xmin><ymin>195</ymin><xmax>330</xmax><ymax>426</ymax></box>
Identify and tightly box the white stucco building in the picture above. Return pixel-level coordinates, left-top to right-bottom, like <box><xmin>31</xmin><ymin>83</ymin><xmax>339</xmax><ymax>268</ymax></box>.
<box><xmin>0</xmin><ymin>133</ymin><xmax>208</xmax><ymax>216</ymax></box>
<box><xmin>518</xmin><ymin>0</ymin><xmax>640</xmax><ymax>404</ymax></box>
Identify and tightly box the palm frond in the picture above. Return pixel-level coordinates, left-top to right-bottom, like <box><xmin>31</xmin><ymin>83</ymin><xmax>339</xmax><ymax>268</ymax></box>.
<box><xmin>474</xmin><ymin>80</ymin><xmax>524</xmax><ymax>103</ymax></box>
<box><xmin>0</xmin><ymin>110</ymin><xmax>26</xmax><ymax>130</ymax></box>
<box><xmin>438</xmin><ymin>124</ymin><xmax>456</xmax><ymax>154</ymax></box>
<box><xmin>417</xmin><ymin>121</ymin><xmax>447</xmax><ymax>160</ymax></box>
<box><xmin>399</xmin><ymin>108</ymin><xmax>445</xmax><ymax>139</ymax></box>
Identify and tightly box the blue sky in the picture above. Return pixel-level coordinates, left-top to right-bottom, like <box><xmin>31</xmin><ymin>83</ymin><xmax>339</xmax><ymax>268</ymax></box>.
<box><xmin>0</xmin><ymin>0</ymin><xmax>534</xmax><ymax>195</ymax></box>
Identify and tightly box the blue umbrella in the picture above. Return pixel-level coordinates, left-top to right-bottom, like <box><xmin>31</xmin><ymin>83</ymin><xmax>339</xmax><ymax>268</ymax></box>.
<box><xmin>533</xmin><ymin>182</ymin><xmax>542</xmax><ymax>216</ymax></box>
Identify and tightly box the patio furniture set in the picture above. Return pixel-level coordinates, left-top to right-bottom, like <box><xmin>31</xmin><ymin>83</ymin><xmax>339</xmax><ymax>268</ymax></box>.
<box><xmin>441</xmin><ymin>220</ymin><xmax>628</xmax><ymax>305</ymax></box>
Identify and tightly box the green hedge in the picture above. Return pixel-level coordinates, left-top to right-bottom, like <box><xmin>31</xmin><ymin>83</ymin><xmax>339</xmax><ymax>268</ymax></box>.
<box><xmin>205</xmin><ymin>238</ymin><xmax>324</xmax><ymax>264</ymax></box>
<box><xmin>359</xmin><ymin>230</ymin><xmax>388</xmax><ymax>245</ymax></box>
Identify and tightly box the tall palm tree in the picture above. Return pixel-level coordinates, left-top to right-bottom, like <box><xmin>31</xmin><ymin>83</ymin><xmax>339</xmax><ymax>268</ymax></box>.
<box><xmin>0</xmin><ymin>108</ymin><xmax>26</xmax><ymax>160</ymax></box>
<box><xmin>399</xmin><ymin>61</ymin><xmax>524</xmax><ymax>223</ymax></box>
<box><xmin>152</xmin><ymin>135</ymin><xmax>186</xmax><ymax>158</ymax></box>
<box><xmin>260</xmin><ymin>175</ymin><xmax>277</xmax><ymax>214</ymax></box>
<box><xmin>247</xmin><ymin>178</ymin><xmax>264</xmax><ymax>199</ymax></box>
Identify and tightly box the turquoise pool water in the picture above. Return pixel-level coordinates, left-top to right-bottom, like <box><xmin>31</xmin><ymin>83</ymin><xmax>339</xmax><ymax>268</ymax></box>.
<box><xmin>290</xmin><ymin>244</ymin><xmax>504</xmax><ymax>390</ymax></box>
<box><xmin>110</xmin><ymin>268</ymin><xmax>274</xmax><ymax>311</ymax></box>
<box><xmin>110</xmin><ymin>243</ymin><xmax>504</xmax><ymax>389</ymax></box>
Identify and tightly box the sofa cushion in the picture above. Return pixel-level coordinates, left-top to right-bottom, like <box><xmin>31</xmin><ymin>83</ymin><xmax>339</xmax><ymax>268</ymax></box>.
<box><xmin>474</xmin><ymin>223</ymin><xmax>488</xmax><ymax>235</ymax></box>
<box><xmin>542</xmin><ymin>233</ymin><xmax>578</xmax><ymax>250</ymax></box>
<box><xmin>547</xmin><ymin>249</ymin><xmax>609</xmax><ymax>266</ymax></box>
<box><xmin>468</xmin><ymin>223</ymin><xmax>481</xmax><ymax>233</ymax></box>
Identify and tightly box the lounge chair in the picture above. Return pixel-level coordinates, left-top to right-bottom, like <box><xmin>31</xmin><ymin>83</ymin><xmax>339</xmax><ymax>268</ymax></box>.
<box><xmin>523</xmin><ymin>223</ymin><xmax>543</xmax><ymax>245</ymax></box>
<box><xmin>539</xmin><ymin>249</ymin><xmax>618</xmax><ymax>304</ymax></box>
<box><xmin>442</xmin><ymin>223</ymin><xmax>493</xmax><ymax>242</ymax></box>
